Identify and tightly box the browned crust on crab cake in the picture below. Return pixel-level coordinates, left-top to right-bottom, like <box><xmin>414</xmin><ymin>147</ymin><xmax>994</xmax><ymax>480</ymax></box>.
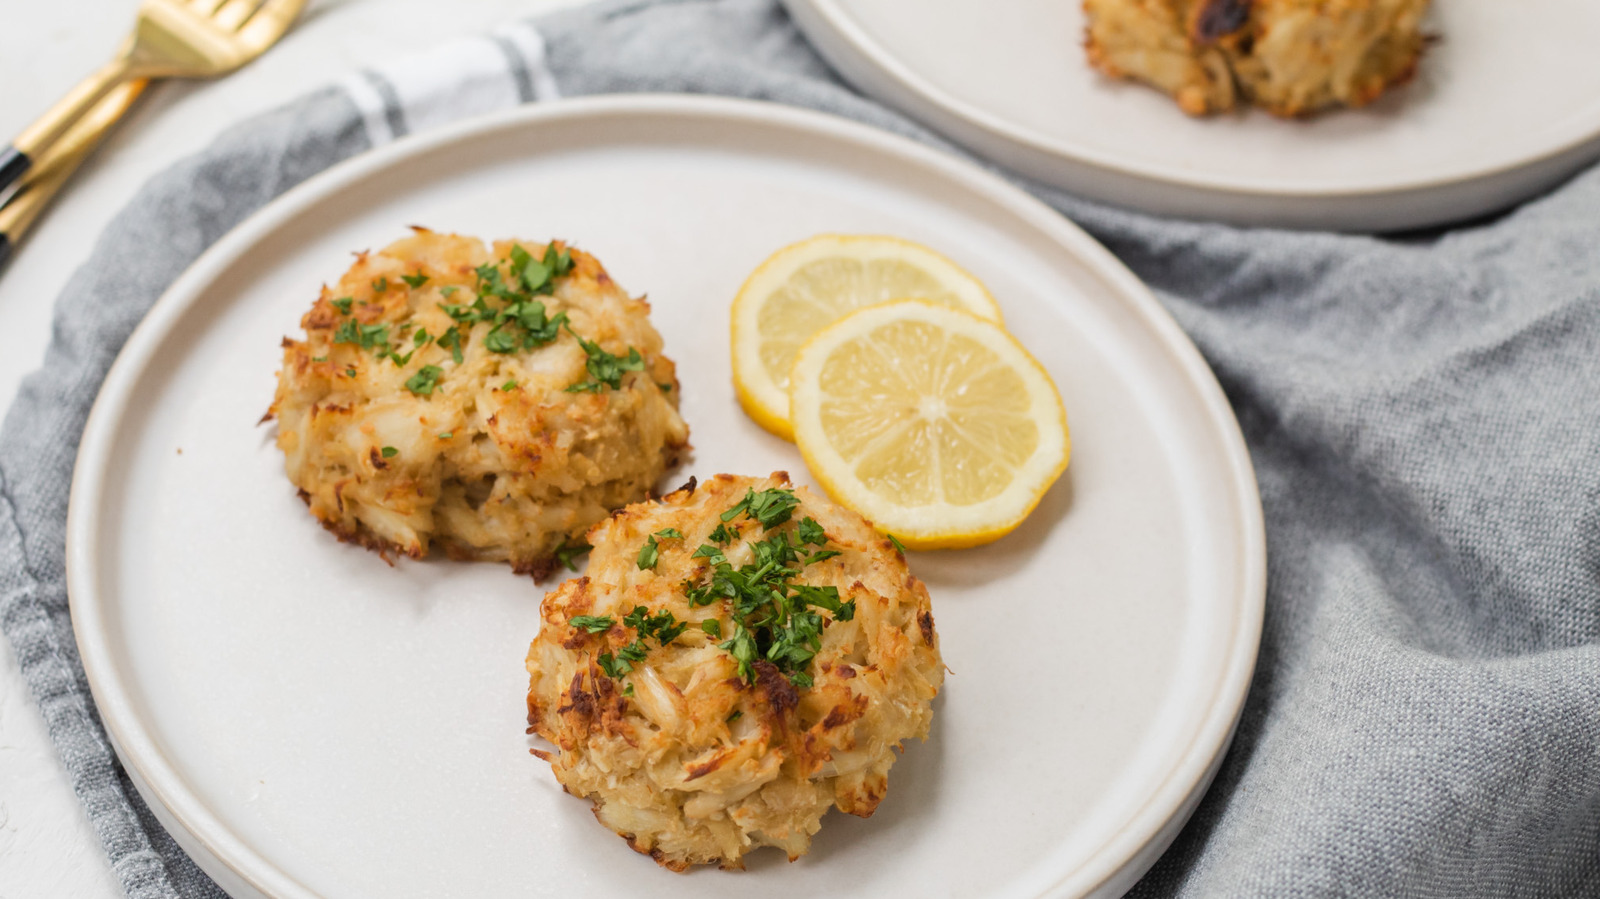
<box><xmin>525</xmin><ymin>473</ymin><xmax>944</xmax><ymax>870</ymax></box>
<box><xmin>269</xmin><ymin>228</ymin><xmax>689</xmax><ymax>576</ymax></box>
<box><xmin>1083</xmin><ymin>0</ymin><xmax>1431</xmax><ymax>116</ymax></box>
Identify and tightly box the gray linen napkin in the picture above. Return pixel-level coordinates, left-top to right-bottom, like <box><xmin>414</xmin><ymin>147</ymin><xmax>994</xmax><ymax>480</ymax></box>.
<box><xmin>4</xmin><ymin>1</ymin><xmax>1598</xmax><ymax>896</ymax></box>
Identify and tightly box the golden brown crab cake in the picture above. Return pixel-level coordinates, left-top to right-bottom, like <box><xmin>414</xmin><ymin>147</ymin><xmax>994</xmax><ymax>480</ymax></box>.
<box><xmin>525</xmin><ymin>473</ymin><xmax>943</xmax><ymax>870</ymax></box>
<box><xmin>1083</xmin><ymin>0</ymin><xmax>1430</xmax><ymax>116</ymax></box>
<box><xmin>268</xmin><ymin>229</ymin><xmax>690</xmax><ymax>578</ymax></box>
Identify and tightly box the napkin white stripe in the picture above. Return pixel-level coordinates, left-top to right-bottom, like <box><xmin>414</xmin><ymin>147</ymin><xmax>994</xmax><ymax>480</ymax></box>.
<box><xmin>493</xmin><ymin>21</ymin><xmax>561</xmax><ymax>102</ymax></box>
<box><xmin>342</xmin><ymin>71</ymin><xmax>400</xmax><ymax>147</ymax></box>
<box><xmin>338</xmin><ymin>22</ymin><xmax>558</xmax><ymax>150</ymax></box>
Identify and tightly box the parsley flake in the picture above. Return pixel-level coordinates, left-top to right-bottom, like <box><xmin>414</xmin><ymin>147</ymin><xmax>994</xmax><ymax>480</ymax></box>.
<box><xmin>437</xmin><ymin>326</ymin><xmax>464</xmax><ymax>364</ymax></box>
<box><xmin>404</xmin><ymin>365</ymin><xmax>444</xmax><ymax>396</ymax></box>
<box><xmin>720</xmin><ymin>487</ymin><xmax>801</xmax><ymax>529</ymax></box>
<box><xmin>502</xmin><ymin>380</ymin><xmax>517</xmax><ymax>391</ymax></box>
<box><xmin>597</xmin><ymin>652</ymin><xmax>628</xmax><ymax>679</ymax></box>
<box><xmin>334</xmin><ymin>320</ymin><xmax>391</xmax><ymax>352</ymax></box>
<box><xmin>887</xmin><ymin>534</ymin><xmax>907</xmax><ymax>554</ymax></box>
<box><xmin>330</xmin><ymin>296</ymin><xmax>353</xmax><ymax>315</ymax></box>
<box><xmin>564</xmin><ymin>325</ymin><xmax>644</xmax><ymax>393</ymax></box>
<box><xmin>635</xmin><ymin>527</ymin><xmax>683</xmax><ymax>571</ymax></box>
<box><xmin>371</xmin><ymin>277</ymin><xmax>388</xmax><ymax>292</ymax></box>
<box><xmin>700</xmin><ymin>619</ymin><xmax>722</xmax><ymax>638</ymax></box>
<box><xmin>400</xmin><ymin>272</ymin><xmax>429</xmax><ymax>288</ymax></box>
<box><xmin>569</xmin><ymin>615</ymin><xmax>614</xmax><ymax>634</ymax></box>
<box><xmin>380</xmin><ymin>446</ymin><xmax>398</xmax><ymax>458</ymax></box>
<box><xmin>555</xmin><ymin>539</ymin><xmax>592</xmax><ymax>571</ymax></box>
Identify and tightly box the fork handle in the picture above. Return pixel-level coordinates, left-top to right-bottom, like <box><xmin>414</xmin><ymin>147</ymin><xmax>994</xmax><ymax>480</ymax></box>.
<box><xmin>3</xmin><ymin>56</ymin><xmax>134</xmax><ymax>196</ymax></box>
<box><xmin>0</xmin><ymin>147</ymin><xmax>27</xmax><ymax>196</ymax></box>
<box><xmin>0</xmin><ymin>80</ymin><xmax>147</xmax><ymax>272</ymax></box>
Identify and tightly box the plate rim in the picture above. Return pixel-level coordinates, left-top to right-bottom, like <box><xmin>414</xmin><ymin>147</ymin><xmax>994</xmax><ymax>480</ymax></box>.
<box><xmin>65</xmin><ymin>92</ymin><xmax>1266</xmax><ymax>899</ymax></box>
<box><xmin>784</xmin><ymin>0</ymin><xmax>1600</xmax><ymax>225</ymax></box>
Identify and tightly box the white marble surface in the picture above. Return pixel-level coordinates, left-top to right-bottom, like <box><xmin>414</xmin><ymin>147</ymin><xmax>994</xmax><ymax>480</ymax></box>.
<box><xmin>0</xmin><ymin>1</ymin><xmax>576</xmax><ymax>895</ymax></box>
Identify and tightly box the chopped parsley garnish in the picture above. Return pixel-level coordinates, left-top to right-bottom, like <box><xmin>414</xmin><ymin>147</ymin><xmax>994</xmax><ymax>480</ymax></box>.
<box><xmin>678</xmin><ymin>499</ymin><xmax>856</xmax><ymax>688</ymax></box>
<box><xmin>720</xmin><ymin>487</ymin><xmax>801</xmax><ymax>529</ymax></box>
<box><xmin>635</xmin><ymin>527</ymin><xmax>684</xmax><ymax>571</ymax></box>
<box><xmin>372</xmin><ymin>277</ymin><xmax>388</xmax><ymax>292</ymax></box>
<box><xmin>439</xmin><ymin>285</ymin><xmax>459</xmax><ymax>298</ymax></box>
<box><xmin>437</xmin><ymin>432</ymin><xmax>452</xmax><ymax>439</ymax></box>
<box><xmin>404</xmin><ymin>365</ymin><xmax>443</xmax><ymax>396</ymax></box>
<box><xmin>311</xmin><ymin>355</ymin><xmax>327</xmax><ymax>363</ymax></box>
<box><xmin>435</xmin><ymin>244</ymin><xmax>573</xmax><ymax>355</ymax></box>
<box><xmin>691</xmin><ymin>543</ymin><xmax>728</xmax><ymax>567</ymax></box>
<box><xmin>592</xmin><ymin>605</ymin><xmax>690</xmax><ymax>680</ymax></box>
<box><xmin>400</xmin><ymin>272</ymin><xmax>429</xmax><ymax>288</ymax></box>
<box><xmin>700</xmin><ymin>619</ymin><xmax>722</xmax><ymax>638</ymax></box>
<box><xmin>554</xmin><ymin>538</ymin><xmax>592</xmax><ymax>571</ymax></box>
<box><xmin>797</xmin><ymin>517</ymin><xmax>826</xmax><ymax>546</ymax></box>
<box><xmin>887</xmin><ymin>534</ymin><xmax>907</xmax><ymax>554</ymax></box>
<box><xmin>412</xmin><ymin>328</ymin><xmax>431</xmax><ymax>347</ymax></box>
<box><xmin>726</xmin><ymin>710</ymin><xmax>743</xmax><ymax>723</ymax></box>
<box><xmin>569</xmin><ymin>615</ymin><xmax>614</xmax><ymax>634</ymax></box>
<box><xmin>334</xmin><ymin>320</ymin><xmax>391</xmax><ymax>352</ymax></box>
<box><xmin>564</xmin><ymin>326</ymin><xmax>644</xmax><ymax>393</ymax></box>
<box><xmin>657</xmin><ymin>382</ymin><xmax>674</xmax><ymax>392</ymax></box>
<box><xmin>436</xmin><ymin>326</ymin><xmax>464</xmax><ymax>364</ymax></box>
<box><xmin>597</xmin><ymin>652</ymin><xmax>628</xmax><ymax>679</ymax></box>
<box><xmin>330</xmin><ymin>296</ymin><xmax>353</xmax><ymax>315</ymax></box>
<box><xmin>708</xmin><ymin>523</ymin><xmax>736</xmax><ymax>545</ymax></box>
<box><xmin>502</xmin><ymin>380</ymin><xmax>517</xmax><ymax>391</ymax></box>
<box><xmin>380</xmin><ymin>446</ymin><xmax>398</xmax><ymax>458</ymax></box>
<box><xmin>345</xmin><ymin>367</ymin><xmax>357</xmax><ymax>378</ymax></box>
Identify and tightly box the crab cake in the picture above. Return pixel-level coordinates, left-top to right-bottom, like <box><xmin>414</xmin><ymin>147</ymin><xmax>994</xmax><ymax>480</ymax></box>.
<box><xmin>525</xmin><ymin>473</ymin><xmax>943</xmax><ymax>870</ymax></box>
<box><xmin>269</xmin><ymin>229</ymin><xmax>690</xmax><ymax>578</ymax></box>
<box><xmin>1084</xmin><ymin>0</ymin><xmax>1430</xmax><ymax>116</ymax></box>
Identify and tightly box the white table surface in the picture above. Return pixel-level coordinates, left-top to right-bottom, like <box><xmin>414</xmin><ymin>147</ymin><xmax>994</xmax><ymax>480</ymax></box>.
<box><xmin>0</xmin><ymin>1</ymin><xmax>577</xmax><ymax>894</ymax></box>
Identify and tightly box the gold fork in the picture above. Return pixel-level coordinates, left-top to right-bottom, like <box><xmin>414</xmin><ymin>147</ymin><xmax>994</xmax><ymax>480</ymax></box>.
<box><xmin>0</xmin><ymin>0</ymin><xmax>307</xmax><ymax>198</ymax></box>
<box><xmin>0</xmin><ymin>83</ymin><xmax>148</xmax><ymax>268</ymax></box>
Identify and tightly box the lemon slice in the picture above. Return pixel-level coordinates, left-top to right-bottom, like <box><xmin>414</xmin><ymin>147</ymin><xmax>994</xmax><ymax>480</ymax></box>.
<box><xmin>789</xmin><ymin>300</ymin><xmax>1068</xmax><ymax>549</ymax></box>
<box><xmin>731</xmin><ymin>234</ymin><xmax>1003</xmax><ymax>440</ymax></box>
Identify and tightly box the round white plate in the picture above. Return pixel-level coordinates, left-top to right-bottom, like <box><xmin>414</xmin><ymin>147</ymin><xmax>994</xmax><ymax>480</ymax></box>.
<box><xmin>68</xmin><ymin>95</ymin><xmax>1263</xmax><ymax>899</ymax></box>
<box><xmin>783</xmin><ymin>0</ymin><xmax>1600</xmax><ymax>231</ymax></box>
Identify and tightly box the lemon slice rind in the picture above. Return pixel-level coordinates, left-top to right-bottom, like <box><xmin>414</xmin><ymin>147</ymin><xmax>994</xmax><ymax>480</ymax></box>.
<box><xmin>732</xmin><ymin>234</ymin><xmax>1003</xmax><ymax>441</ymax></box>
<box><xmin>789</xmin><ymin>299</ymin><xmax>1068</xmax><ymax>550</ymax></box>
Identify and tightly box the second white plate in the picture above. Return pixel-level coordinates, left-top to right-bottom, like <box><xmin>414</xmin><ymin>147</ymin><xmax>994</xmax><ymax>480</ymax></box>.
<box><xmin>68</xmin><ymin>95</ymin><xmax>1263</xmax><ymax>898</ymax></box>
<box><xmin>785</xmin><ymin>0</ymin><xmax>1600</xmax><ymax>231</ymax></box>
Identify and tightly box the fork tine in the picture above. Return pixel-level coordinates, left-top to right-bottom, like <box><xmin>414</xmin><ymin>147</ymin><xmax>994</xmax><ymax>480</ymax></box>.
<box><xmin>237</xmin><ymin>0</ymin><xmax>307</xmax><ymax>48</ymax></box>
<box><xmin>208</xmin><ymin>0</ymin><xmax>265</xmax><ymax>32</ymax></box>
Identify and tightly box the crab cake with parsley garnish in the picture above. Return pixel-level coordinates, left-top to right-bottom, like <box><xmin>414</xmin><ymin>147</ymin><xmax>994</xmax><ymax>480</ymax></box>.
<box><xmin>525</xmin><ymin>473</ymin><xmax>943</xmax><ymax>870</ymax></box>
<box><xmin>268</xmin><ymin>229</ymin><xmax>689</xmax><ymax>578</ymax></box>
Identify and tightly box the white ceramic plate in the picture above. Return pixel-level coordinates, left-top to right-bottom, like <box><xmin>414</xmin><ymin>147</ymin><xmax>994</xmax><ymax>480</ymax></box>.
<box><xmin>67</xmin><ymin>95</ymin><xmax>1263</xmax><ymax>899</ymax></box>
<box><xmin>783</xmin><ymin>0</ymin><xmax>1600</xmax><ymax>231</ymax></box>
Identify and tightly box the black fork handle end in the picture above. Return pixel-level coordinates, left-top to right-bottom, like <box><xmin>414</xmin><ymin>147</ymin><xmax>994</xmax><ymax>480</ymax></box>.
<box><xmin>0</xmin><ymin>232</ymin><xmax>12</xmax><ymax>271</ymax></box>
<box><xmin>0</xmin><ymin>146</ymin><xmax>30</xmax><ymax>197</ymax></box>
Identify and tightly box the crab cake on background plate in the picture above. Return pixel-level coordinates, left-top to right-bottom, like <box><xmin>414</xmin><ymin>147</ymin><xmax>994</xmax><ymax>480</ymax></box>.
<box><xmin>268</xmin><ymin>229</ymin><xmax>689</xmax><ymax>578</ymax></box>
<box><xmin>526</xmin><ymin>473</ymin><xmax>943</xmax><ymax>871</ymax></box>
<box><xmin>1083</xmin><ymin>0</ymin><xmax>1431</xmax><ymax>116</ymax></box>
